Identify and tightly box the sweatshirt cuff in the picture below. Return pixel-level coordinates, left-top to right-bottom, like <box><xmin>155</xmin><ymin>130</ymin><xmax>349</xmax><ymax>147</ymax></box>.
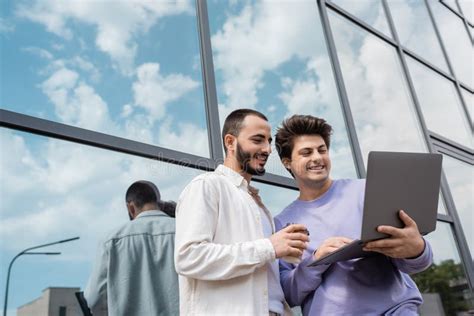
<box><xmin>404</xmin><ymin>237</ymin><xmax>431</xmax><ymax>265</ymax></box>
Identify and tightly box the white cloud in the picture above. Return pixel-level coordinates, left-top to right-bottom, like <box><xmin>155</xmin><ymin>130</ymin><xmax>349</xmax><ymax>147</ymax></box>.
<box><xmin>123</xmin><ymin>113</ymin><xmax>154</xmax><ymax>144</ymax></box>
<box><xmin>212</xmin><ymin>0</ymin><xmax>323</xmax><ymax>109</ymax></box>
<box><xmin>40</xmin><ymin>63</ymin><xmax>114</xmax><ymax>132</ymax></box>
<box><xmin>0</xmin><ymin>129</ymin><xmax>203</xmax><ymax>258</ymax></box>
<box><xmin>16</xmin><ymin>0</ymin><xmax>194</xmax><ymax>75</ymax></box>
<box><xmin>328</xmin><ymin>12</ymin><xmax>428</xmax><ymax>164</ymax></box>
<box><xmin>132</xmin><ymin>63</ymin><xmax>199</xmax><ymax>121</ymax></box>
<box><xmin>22</xmin><ymin>46</ymin><xmax>53</xmax><ymax>60</ymax></box>
<box><xmin>157</xmin><ymin>118</ymin><xmax>209</xmax><ymax>157</ymax></box>
<box><xmin>0</xmin><ymin>130</ymin><xmax>41</xmax><ymax>206</ymax></box>
<box><xmin>121</xmin><ymin>104</ymin><xmax>134</xmax><ymax>118</ymax></box>
<box><xmin>279</xmin><ymin>78</ymin><xmax>320</xmax><ymax>115</ymax></box>
<box><xmin>0</xmin><ymin>17</ymin><xmax>15</xmax><ymax>33</ymax></box>
<box><xmin>70</xmin><ymin>56</ymin><xmax>101</xmax><ymax>82</ymax></box>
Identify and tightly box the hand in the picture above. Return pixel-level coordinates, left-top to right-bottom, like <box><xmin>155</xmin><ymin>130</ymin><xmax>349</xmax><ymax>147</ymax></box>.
<box><xmin>270</xmin><ymin>224</ymin><xmax>309</xmax><ymax>259</ymax></box>
<box><xmin>314</xmin><ymin>237</ymin><xmax>353</xmax><ymax>260</ymax></box>
<box><xmin>363</xmin><ymin>210</ymin><xmax>425</xmax><ymax>259</ymax></box>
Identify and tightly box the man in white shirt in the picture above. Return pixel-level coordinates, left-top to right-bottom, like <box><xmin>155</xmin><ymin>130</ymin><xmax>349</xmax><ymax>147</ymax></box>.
<box><xmin>175</xmin><ymin>109</ymin><xmax>309</xmax><ymax>315</ymax></box>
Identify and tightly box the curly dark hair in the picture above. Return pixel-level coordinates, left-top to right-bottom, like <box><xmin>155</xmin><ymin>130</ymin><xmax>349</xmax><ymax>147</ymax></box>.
<box><xmin>275</xmin><ymin>115</ymin><xmax>332</xmax><ymax>174</ymax></box>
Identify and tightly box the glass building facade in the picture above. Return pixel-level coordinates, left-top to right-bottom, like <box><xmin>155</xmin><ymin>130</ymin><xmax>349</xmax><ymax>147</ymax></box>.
<box><xmin>0</xmin><ymin>0</ymin><xmax>472</xmax><ymax>314</ymax></box>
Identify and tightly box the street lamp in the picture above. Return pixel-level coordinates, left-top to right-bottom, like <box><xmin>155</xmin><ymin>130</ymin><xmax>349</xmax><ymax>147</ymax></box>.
<box><xmin>3</xmin><ymin>236</ymin><xmax>80</xmax><ymax>316</ymax></box>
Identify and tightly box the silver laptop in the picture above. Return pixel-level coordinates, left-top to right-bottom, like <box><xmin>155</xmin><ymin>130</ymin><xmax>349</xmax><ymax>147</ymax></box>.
<box><xmin>308</xmin><ymin>151</ymin><xmax>442</xmax><ymax>267</ymax></box>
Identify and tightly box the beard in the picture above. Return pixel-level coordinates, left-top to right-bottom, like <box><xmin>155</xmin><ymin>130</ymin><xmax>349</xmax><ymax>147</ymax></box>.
<box><xmin>236</xmin><ymin>142</ymin><xmax>267</xmax><ymax>176</ymax></box>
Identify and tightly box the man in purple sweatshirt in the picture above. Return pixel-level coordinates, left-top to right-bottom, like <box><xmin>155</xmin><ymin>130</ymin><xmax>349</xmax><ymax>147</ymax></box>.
<box><xmin>274</xmin><ymin>115</ymin><xmax>432</xmax><ymax>315</ymax></box>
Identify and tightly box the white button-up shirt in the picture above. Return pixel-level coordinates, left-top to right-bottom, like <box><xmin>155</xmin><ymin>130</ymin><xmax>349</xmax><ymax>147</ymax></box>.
<box><xmin>175</xmin><ymin>164</ymin><xmax>290</xmax><ymax>315</ymax></box>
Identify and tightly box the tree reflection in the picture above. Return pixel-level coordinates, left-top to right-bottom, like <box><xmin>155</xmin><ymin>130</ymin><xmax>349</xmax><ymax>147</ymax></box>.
<box><xmin>413</xmin><ymin>259</ymin><xmax>473</xmax><ymax>315</ymax></box>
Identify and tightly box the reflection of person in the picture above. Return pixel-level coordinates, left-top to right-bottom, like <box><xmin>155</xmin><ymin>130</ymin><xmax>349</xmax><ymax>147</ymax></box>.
<box><xmin>84</xmin><ymin>180</ymin><xmax>179</xmax><ymax>316</ymax></box>
<box><xmin>274</xmin><ymin>115</ymin><xmax>433</xmax><ymax>315</ymax></box>
<box><xmin>174</xmin><ymin>109</ymin><xmax>309</xmax><ymax>315</ymax></box>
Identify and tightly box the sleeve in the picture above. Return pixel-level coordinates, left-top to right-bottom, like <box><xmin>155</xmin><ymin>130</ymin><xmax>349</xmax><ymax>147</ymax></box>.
<box><xmin>390</xmin><ymin>237</ymin><xmax>433</xmax><ymax>274</ymax></box>
<box><xmin>174</xmin><ymin>178</ymin><xmax>275</xmax><ymax>281</ymax></box>
<box><xmin>83</xmin><ymin>240</ymin><xmax>109</xmax><ymax>315</ymax></box>
<box><xmin>275</xmin><ymin>216</ymin><xmax>330</xmax><ymax>307</ymax></box>
<box><xmin>279</xmin><ymin>256</ymin><xmax>329</xmax><ymax>307</ymax></box>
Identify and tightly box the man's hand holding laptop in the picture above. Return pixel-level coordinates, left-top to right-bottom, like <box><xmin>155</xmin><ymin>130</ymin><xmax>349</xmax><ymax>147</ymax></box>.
<box><xmin>363</xmin><ymin>209</ymin><xmax>425</xmax><ymax>259</ymax></box>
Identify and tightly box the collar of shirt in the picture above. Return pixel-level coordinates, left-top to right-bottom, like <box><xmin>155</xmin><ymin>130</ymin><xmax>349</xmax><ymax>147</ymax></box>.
<box><xmin>215</xmin><ymin>164</ymin><xmax>249</xmax><ymax>188</ymax></box>
<box><xmin>215</xmin><ymin>165</ymin><xmax>264</xmax><ymax>205</ymax></box>
<box><xmin>214</xmin><ymin>165</ymin><xmax>272</xmax><ymax>226</ymax></box>
<box><xmin>136</xmin><ymin>209</ymin><xmax>168</xmax><ymax>219</ymax></box>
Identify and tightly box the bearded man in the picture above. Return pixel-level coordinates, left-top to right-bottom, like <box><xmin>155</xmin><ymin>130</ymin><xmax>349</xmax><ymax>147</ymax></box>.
<box><xmin>174</xmin><ymin>109</ymin><xmax>309</xmax><ymax>315</ymax></box>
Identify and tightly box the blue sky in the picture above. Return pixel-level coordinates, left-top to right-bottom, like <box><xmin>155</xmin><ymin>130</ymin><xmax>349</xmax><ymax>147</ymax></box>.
<box><xmin>0</xmin><ymin>0</ymin><xmax>472</xmax><ymax>314</ymax></box>
<box><xmin>0</xmin><ymin>1</ymin><xmax>356</xmax><ymax>312</ymax></box>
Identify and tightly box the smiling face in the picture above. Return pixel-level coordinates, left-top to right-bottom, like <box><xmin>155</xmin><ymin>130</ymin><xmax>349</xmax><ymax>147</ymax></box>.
<box><xmin>225</xmin><ymin>114</ymin><xmax>272</xmax><ymax>177</ymax></box>
<box><xmin>283</xmin><ymin>134</ymin><xmax>331</xmax><ymax>188</ymax></box>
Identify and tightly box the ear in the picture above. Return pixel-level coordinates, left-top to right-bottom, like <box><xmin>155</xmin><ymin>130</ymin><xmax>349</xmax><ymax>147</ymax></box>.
<box><xmin>281</xmin><ymin>158</ymin><xmax>291</xmax><ymax>170</ymax></box>
<box><xmin>224</xmin><ymin>134</ymin><xmax>236</xmax><ymax>153</ymax></box>
<box><xmin>127</xmin><ymin>202</ymin><xmax>136</xmax><ymax>220</ymax></box>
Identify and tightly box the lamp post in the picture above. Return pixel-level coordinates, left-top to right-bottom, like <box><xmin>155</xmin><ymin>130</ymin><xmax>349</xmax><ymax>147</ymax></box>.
<box><xmin>3</xmin><ymin>236</ymin><xmax>80</xmax><ymax>316</ymax></box>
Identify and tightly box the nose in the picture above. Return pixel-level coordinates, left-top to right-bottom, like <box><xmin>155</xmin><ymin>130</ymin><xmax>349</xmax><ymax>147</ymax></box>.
<box><xmin>311</xmin><ymin>151</ymin><xmax>322</xmax><ymax>162</ymax></box>
<box><xmin>262</xmin><ymin>141</ymin><xmax>272</xmax><ymax>154</ymax></box>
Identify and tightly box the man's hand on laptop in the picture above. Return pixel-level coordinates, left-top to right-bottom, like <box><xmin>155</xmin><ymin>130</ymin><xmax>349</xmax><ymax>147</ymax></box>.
<box><xmin>362</xmin><ymin>210</ymin><xmax>425</xmax><ymax>259</ymax></box>
<box><xmin>313</xmin><ymin>237</ymin><xmax>353</xmax><ymax>260</ymax></box>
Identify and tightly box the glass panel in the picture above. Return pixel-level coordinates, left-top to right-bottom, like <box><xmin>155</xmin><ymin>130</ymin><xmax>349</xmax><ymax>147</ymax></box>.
<box><xmin>432</xmin><ymin>1</ymin><xmax>474</xmax><ymax>88</ymax></box>
<box><xmin>413</xmin><ymin>222</ymin><xmax>474</xmax><ymax>315</ymax></box>
<box><xmin>0</xmin><ymin>128</ymin><xmax>203</xmax><ymax>315</ymax></box>
<box><xmin>388</xmin><ymin>0</ymin><xmax>449</xmax><ymax>73</ymax></box>
<box><xmin>442</xmin><ymin>155</ymin><xmax>474</xmax><ymax>255</ymax></box>
<box><xmin>0</xmin><ymin>1</ymin><xmax>209</xmax><ymax>157</ymax></box>
<box><xmin>437</xmin><ymin>194</ymin><xmax>447</xmax><ymax>215</ymax></box>
<box><xmin>406</xmin><ymin>56</ymin><xmax>472</xmax><ymax>148</ymax></box>
<box><xmin>442</xmin><ymin>0</ymin><xmax>460</xmax><ymax>13</ymax></box>
<box><xmin>331</xmin><ymin>0</ymin><xmax>392</xmax><ymax>38</ymax></box>
<box><xmin>257</xmin><ymin>183</ymin><xmax>299</xmax><ymax>217</ymax></box>
<box><xmin>459</xmin><ymin>0</ymin><xmax>473</xmax><ymax>23</ymax></box>
<box><xmin>461</xmin><ymin>88</ymin><xmax>474</xmax><ymax>125</ymax></box>
<box><xmin>328</xmin><ymin>11</ymin><xmax>427</xmax><ymax>166</ymax></box>
<box><xmin>208</xmin><ymin>0</ymin><xmax>357</xmax><ymax>179</ymax></box>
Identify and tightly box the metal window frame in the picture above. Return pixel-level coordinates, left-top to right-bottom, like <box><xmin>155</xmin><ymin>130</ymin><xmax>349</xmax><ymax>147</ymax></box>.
<box><xmin>0</xmin><ymin>0</ymin><xmax>472</xmax><ymax>292</ymax></box>
<box><xmin>196</xmin><ymin>0</ymin><xmax>224</xmax><ymax>162</ymax></box>
<box><xmin>432</xmin><ymin>141</ymin><xmax>474</xmax><ymax>288</ymax></box>
<box><xmin>317</xmin><ymin>0</ymin><xmax>367</xmax><ymax>178</ymax></box>
<box><xmin>425</xmin><ymin>0</ymin><xmax>474</xmax><ymax>131</ymax></box>
<box><xmin>321</xmin><ymin>0</ymin><xmax>474</xmax><ymax>289</ymax></box>
<box><xmin>441</xmin><ymin>0</ymin><xmax>474</xmax><ymax>30</ymax></box>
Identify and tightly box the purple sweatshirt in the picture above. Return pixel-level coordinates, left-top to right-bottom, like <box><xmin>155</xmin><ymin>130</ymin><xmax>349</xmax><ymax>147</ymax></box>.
<box><xmin>275</xmin><ymin>179</ymin><xmax>432</xmax><ymax>316</ymax></box>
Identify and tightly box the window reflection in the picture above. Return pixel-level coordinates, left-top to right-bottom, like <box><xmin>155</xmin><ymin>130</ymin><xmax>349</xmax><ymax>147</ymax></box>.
<box><xmin>387</xmin><ymin>0</ymin><xmax>449</xmax><ymax>73</ymax></box>
<box><xmin>414</xmin><ymin>222</ymin><xmax>474</xmax><ymax>315</ymax></box>
<box><xmin>461</xmin><ymin>88</ymin><xmax>473</xmax><ymax>125</ymax></box>
<box><xmin>1</xmin><ymin>1</ymin><xmax>209</xmax><ymax>157</ymax></box>
<box><xmin>331</xmin><ymin>0</ymin><xmax>392</xmax><ymax>38</ymax></box>
<box><xmin>406</xmin><ymin>56</ymin><xmax>472</xmax><ymax>148</ymax></box>
<box><xmin>442</xmin><ymin>155</ymin><xmax>474</xmax><ymax>255</ymax></box>
<box><xmin>431</xmin><ymin>1</ymin><xmax>473</xmax><ymax>88</ymax></box>
<box><xmin>256</xmin><ymin>182</ymin><xmax>299</xmax><ymax>217</ymax></box>
<box><xmin>458</xmin><ymin>0</ymin><xmax>473</xmax><ymax>23</ymax></box>
<box><xmin>0</xmin><ymin>128</ymin><xmax>203</xmax><ymax>313</ymax></box>
<box><xmin>208</xmin><ymin>0</ymin><xmax>356</xmax><ymax>179</ymax></box>
<box><xmin>441</xmin><ymin>0</ymin><xmax>461</xmax><ymax>14</ymax></box>
<box><xmin>328</xmin><ymin>10</ymin><xmax>427</xmax><ymax>166</ymax></box>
